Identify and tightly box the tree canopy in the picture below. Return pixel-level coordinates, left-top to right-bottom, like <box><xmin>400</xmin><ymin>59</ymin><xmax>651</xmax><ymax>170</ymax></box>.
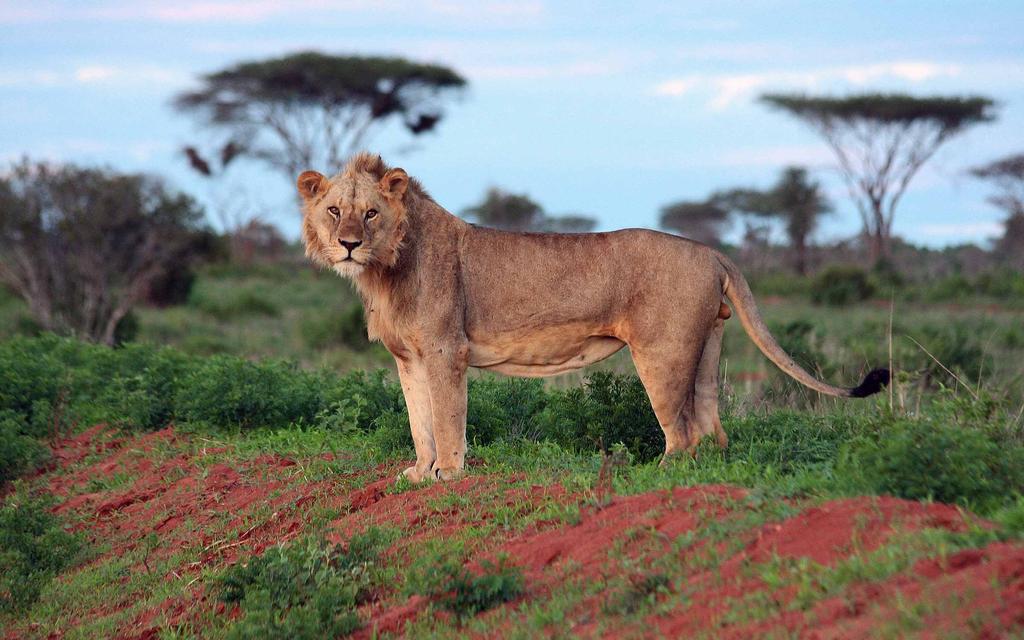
<box><xmin>713</xmin><ymin>167</ymin><xmax>831</xmax><ymax>274</ymax></box>
<box><xmin>659</xmin><ymin>200</ymin><xmax>730</xmax><ymax>246</ymax></box>
<box><xmin>760</xmin><ymin>92</ymin><xmax>996</xmax><ymax>262</ymax></box>
<box><xmin>971</xmin><ymin>152</ymin><xmax>1024</xmax><ymax>268</ymax></box>
<box><xmin>971</xmin><ymin>152</ymin><xmax>1024</xmax><ymax>217</ymax></box>
<box><xmin>174</xmin><ymin>52</ymin><xmax>466</xmax><ymax>187</ymax></box>
<box><xmin>462</xmin><ymin>188</ymin><xmax>596</xmax><ymax>233</ymax></box>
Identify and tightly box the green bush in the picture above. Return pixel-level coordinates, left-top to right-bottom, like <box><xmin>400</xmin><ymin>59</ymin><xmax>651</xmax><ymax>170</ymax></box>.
<box><xmin>300</xmin><ymin>304</ymin><xmax>370</xmax><ymax>351</ymax></box>
<box><xmin>319</xmin><ymin>370</ymin><xmax>405</xmax><ymax>433</ymax></box>
<box><xmin>840</xmin><ymin>404</ymin><xmax>1024</xmax><ymax>513</ymax></box>
<box><xmin>365</xmin><ymin>410</ymin><xmax>414</xmax><ymax>458</ymax></box>
<box><xmin>467</xmin><ymin>377</ymin><xmax>549</xmax><ymax>444</ymax></box>
<box><xmin>176</xmin><ymin>356</ymin><xmax>323</xmax><ymax>430</ymax></box>
<box><xmin>103</xmin><ymin>346</ymin><xmax>197</xmax><ymax>431</ymax></box>
<box><xmin>538</xmin><ymin>372</ymin><xmax>662</xmax><ymax>463</ymax></box>
<box><xmin>0</xmin><ymin>412</ymin><xmax>50</xmax><ymax>484</ymax></box>
<box><xmin>216</xmin><ymin>530</ymin><xmax>388</xmax><ymax>639</ymax></box>
<box><xmin>0</xmin><ymin>491</ymin><xmax>84</xmax><ymax>612</ymax></box>
<box><xmin>414</xmin><ymin>556</ymin><xmax>524</xmax><ymax>621</ymax></box>
<box><xmin>189</xmin><ymin>285</ymin><xmax>280</xmax><ymax>320</ymax></box>
<box><xmin>810</xmin><ymin>266</ymin><xmax>875</xmax><ymax>306</ymax></box>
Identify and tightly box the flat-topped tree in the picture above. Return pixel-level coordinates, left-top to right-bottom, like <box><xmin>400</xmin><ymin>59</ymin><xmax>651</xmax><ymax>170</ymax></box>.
<box><xmin>462</xmin><ymin>188</ymin><xmax>596</xmax><ymax>233</ymax></box>
<box><xmin>971</xmin><ymin>153</ymin><xmax>1024</xmax><ymax>268</ymax></box>
<box><xmin>713</xmin><ymin>166</ymin><xmax>832</xmax><ymax>275</ymax></box>
<box><xmin>659</xmin><ymin>200</ymin><xmax>731</xmax><ymax>247</ymax></box>
<box><xmin>174</xmin><ymin>52</ymin><xmax>466</xmax><ymax>196</ymax></box>
<box><xmin>760</xmin><ymin>93</ymin><xmax>995</xmax><ymax>262</ymax></box>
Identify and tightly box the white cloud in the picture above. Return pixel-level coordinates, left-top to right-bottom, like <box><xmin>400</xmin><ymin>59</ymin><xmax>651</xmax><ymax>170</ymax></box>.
<box><xmin>653</xmin><ymin>60</ymin><xmax>964</xmax><ymax>110</ymax></box>
<box><xmin>74</xmin><ymin>65</ymin><xmax>118</xmax><ymax>83</ymax></box>
<box><xmin>652</xmin><ymin>76</ymin><xmax>700</xmax><ymax>97</ymax></box>
<box><xmin>0</xmin><ymin>64</ymin><xmax>189</xmax><ymax>89</ymax></box>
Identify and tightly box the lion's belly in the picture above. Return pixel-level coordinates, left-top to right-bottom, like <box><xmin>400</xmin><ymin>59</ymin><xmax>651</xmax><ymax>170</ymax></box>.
<box><xmin>467</xmin><ymin>334</ymin><xmax>626</xmax><ymax>378</ymax></box>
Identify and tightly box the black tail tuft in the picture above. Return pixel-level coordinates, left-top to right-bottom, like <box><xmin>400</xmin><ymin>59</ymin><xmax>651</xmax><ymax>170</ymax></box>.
<box><xmin>849</xmin><ymin>368</ymin><xmax>891</xmax><ymax>398</ymax></box>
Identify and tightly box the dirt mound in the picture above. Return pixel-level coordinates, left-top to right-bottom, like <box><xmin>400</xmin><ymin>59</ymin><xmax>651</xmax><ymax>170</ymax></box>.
<box><xmin>17</xmin><ymin>425</ymin><xmax>1024</xmax><ymax>639</ymax></box>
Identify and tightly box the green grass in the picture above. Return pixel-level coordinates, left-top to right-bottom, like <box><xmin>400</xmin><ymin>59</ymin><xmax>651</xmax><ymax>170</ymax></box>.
<box><xmin>3</xmin><ymin>260</ymin><xmax>1024</xmax><ymax>638</ymax></box>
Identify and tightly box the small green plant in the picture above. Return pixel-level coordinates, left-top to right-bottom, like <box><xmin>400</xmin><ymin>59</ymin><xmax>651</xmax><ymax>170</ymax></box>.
<box><xmin>811</xmin><ymin>265</ymin><xmax>874</xmax><ymax>306</ymax></box>
<box><xmin>216</xmin><ymin>529</ymin><xmax>389</xmax><ymax>639</ymax></box>
<box><xmin>414</xmin><ymin>555</ymin><xmax>524</xmax><ymax>621</ymax></box>
<box><xmin>0</xmin><ymin>490</ymin><xmax>84</xmax><ymax>612</ymax></box>
<box><xmin>603</xmin><ymin>572</ymin><xmax>670</xmax><ymax>615</ymax></box>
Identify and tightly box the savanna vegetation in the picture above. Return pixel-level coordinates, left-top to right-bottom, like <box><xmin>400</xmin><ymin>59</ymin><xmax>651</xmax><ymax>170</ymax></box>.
<box><xmin>1</xmin><ymin>251</ymin><xmax>1023</xmax><ymax>636</ymax></box>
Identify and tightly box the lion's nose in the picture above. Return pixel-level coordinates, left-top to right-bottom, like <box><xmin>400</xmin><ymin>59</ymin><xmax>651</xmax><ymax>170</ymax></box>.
<box><xmin>339</xmin><ymin>239</ymin><xmax>362</xmax><ymax>254</ymax></box>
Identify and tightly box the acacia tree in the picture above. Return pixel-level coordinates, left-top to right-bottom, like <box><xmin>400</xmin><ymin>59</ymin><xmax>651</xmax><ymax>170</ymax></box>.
<box><xmin>462</xmin><ymin>188</ymin><xmax>596</xmax><ymax>232</ymax></box>
<box><xmin>0</xmin><ymin>160</ymin><xmax>206</xmax><ymax>345</ymax></box>
<box><xmin>174</xmin><ymin>51</ymin><xmax>466</xmax><ymax>191</ymax></box>
<box><xmin>659</xmin><ymin>200</ymin><xmax>730</xmax><ymax>246</ymax></box>
<box><xmin>713</xmin><ymin>167</ymin><xmax>832</xmax><ymax>275</ymax></box>
<box><xmin>760</xmin><ymin>93</ymin><xmax>995</xmax><ymax>262</ymax></box>
<box><xmin>971</xmin><ymin>153</ymin><xmax>1024</xmax><ymax>267</ymax></box>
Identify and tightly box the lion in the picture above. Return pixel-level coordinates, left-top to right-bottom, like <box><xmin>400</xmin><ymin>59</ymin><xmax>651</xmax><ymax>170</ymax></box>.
<box><xmin>298</xmin><ymin>153</ymin><xmax>889</xmax><ymax>482</ymax></box>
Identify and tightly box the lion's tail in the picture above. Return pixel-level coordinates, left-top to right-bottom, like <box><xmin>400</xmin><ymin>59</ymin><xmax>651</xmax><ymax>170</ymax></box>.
<box><xmin>717</xmin><ymin>253</ymin><xmax>889</xmax><ymax>398</ymax></box>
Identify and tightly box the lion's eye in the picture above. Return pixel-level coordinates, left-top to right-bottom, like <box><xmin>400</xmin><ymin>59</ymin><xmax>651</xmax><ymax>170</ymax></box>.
<box><xmin>365</xmin><ymin>209</ymin><xmax>378</xmax><ymax>220</ymax></box>
<box><xmin>327</xmin><ymin>206</ymin><xmax>340</xmax><ymax>217</ymax></box>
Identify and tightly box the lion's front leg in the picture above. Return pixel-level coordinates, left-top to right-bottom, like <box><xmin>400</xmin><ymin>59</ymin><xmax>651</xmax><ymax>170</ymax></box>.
<box><xmin>396</xmin><ymin>359</ymin><xmax>436</xmax><ymax>483</ymax></box>
<box><xmin>423</xmin><ymin>345</ymin><xmax>469</xmax><ymax>481</ymax></box>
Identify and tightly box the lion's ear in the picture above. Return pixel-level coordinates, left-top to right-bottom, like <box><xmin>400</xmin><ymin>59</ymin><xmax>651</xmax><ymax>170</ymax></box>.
<box><xmin>297</xmin><ymin>171</ymin><xmax>328</xmax><ymax>201</ymax></box>
<box><xmin>379</xmin><ymin>168</ymin><xmax>408</xmax><ymax>199</ymax></box>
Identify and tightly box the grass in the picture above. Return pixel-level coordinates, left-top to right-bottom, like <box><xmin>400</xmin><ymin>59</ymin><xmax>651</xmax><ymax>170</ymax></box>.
<box><xmin>2</xmin><ymin>260</ymin><xmax>1024</xmax><ymax>637</ymax></box>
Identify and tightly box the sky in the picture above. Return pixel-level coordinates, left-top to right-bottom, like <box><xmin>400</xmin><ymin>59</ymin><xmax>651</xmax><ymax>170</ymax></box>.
<box><xmin>1</xmin><ymin>0</ymin><xmax>1022</xmax><ymax>247</ymax></box>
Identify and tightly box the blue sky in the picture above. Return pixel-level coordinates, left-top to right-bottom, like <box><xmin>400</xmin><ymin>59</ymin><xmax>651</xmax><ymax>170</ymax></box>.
<box><xmin>2</xmin><ymin>0</ymin><xmax>1022</xmax><ymax>246</ymax></box>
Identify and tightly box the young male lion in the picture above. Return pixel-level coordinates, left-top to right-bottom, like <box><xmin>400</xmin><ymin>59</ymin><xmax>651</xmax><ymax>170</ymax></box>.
<box><xmin>299</xmin><ymin>153</ymin><xmax>889</xmax><ymax>482</ymax></box>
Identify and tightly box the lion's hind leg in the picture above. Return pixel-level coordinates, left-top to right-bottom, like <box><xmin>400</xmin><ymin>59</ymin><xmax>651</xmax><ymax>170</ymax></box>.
<box><xmin>695</xmin><ymin>318</ymin><xmax>728</xmax><ymax>449</ymax></box>
<box><xmin>629</xmin><ymin>338</ymin><xmax>706</xmax><ymax>464</ymax></box>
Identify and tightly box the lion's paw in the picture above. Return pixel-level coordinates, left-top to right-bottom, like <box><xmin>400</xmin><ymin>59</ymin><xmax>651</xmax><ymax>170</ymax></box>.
<box><xmin>400</xmin><ymin>465</ymin><xmax>432</xmax><ymax>484</ymax></box>
<box><xmin>434</xmin><ymin>467</ymin><xmax>465</xmax><ymax>482</ymax></box>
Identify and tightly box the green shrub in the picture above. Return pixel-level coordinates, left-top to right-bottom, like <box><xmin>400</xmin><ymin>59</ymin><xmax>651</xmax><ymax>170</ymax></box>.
<box><xmin>0</xmin><ymin>412</ymin><xmax>50</xmax><ymax>484</ymax></box>
<box><xmin>319</xmin><ymin>369</ymin><xmax>404</xmax><ymax>433</ymax></box>
<box><xmin>301</xmin><ymin>304</ymin><xmax>370</xmax><ymax>351</ymax></box>
<box><xmin>415</xmin><ymin>556</ymin><xmax>524</xmax><ymax>621</ymax></box>
<box><xmin>604</xmin><ymin>573</ymin><xmax>670</xmax><ymax>615</ymax></box>
<box><xmin>920</xmin><ymin>274</ymin><xmax>973</xmax><ymax>303</ymax></box>
<box><xmin>0</xmin><ymin>491</ymin><xmax>84</xmax><ymax>612</ymax></box>
<box><xmin>840</xmin><ymin>407</ymin><xmax>1024</xmax><ymax>513</ymax></box>
<box><xmin>537</xmin><ymin>372</ymin><xmax>662</xmax><ymax>463</ymax></box>
<box><xmin>216</xmin><ymin>530</ymin><xmax>389</xmax><ymax>639</ymax></box>
<box><xmin>189</xmin><ymin>285</ymin><xmax>280</xmax><ymax>320</ymax></box>
<box><xmin>104</xmin><ymin>346</ymin><xmax>196</xmax><ymax>430</ymax></box>
<box><xmin>466</xmin><ymin>377</ymin><xmax>549</xmax><ymax>444</ymax></box>
<box><xmin>811</xmin><ymin>266</ymin><xmax>875</xmax><ymax>306</ymax></box>
<box><xmin>176</xmin><ymin>356</ymin><xmax>323</xmax><ymax>430</ymax></box>
<box><xmin>365</xmin><ymin>410</ymin><xmax>414</xmax><ymax>458</ymax></box>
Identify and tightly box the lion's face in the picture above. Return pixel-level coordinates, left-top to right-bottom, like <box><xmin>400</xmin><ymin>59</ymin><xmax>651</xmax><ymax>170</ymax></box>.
<box><xmin>298</xmin><ymin>164</ymin><xmax>409</xmax><ymax>279</ymax></box>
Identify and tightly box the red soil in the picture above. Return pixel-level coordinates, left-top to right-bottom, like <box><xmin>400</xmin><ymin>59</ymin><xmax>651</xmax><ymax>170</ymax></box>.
<box><xmin>22</xmin><ymin>426</ymin><xmax>1024</xmax><ymax>639</ymax></box>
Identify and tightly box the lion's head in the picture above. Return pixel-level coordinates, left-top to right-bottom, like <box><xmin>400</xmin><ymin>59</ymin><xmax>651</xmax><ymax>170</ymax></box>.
<box><xmin>298</xmin><ymin>153</ymin><xmax>410</xmax><ymax>279</ymax></box>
